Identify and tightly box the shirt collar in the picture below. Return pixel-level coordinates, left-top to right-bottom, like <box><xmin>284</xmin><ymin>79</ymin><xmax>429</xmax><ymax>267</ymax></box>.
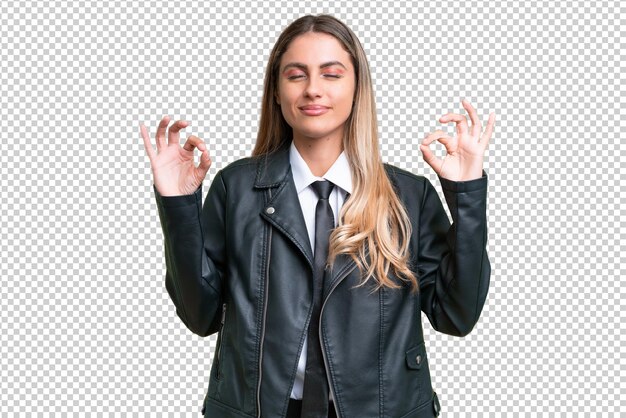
<box><xmin>289</xmin><ymin>140</ymin><xmax>353</xmax><ymax>195</ymax></box>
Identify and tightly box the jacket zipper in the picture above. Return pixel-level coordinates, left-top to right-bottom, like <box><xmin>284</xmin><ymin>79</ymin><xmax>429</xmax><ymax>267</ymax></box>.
<box><xmin>215</xmin><ymin>302</ymin><xmax>227</xmax><ymax>380</ymax></box>
<box><xmin>318</xmin><ymin>264</ymin><xmax>357</xmax><ymax>418</ymax></box>
<box><xmin>256</xmin><ymin>190</ymin><xmax>273</xmax><ymax>418</ymax></box>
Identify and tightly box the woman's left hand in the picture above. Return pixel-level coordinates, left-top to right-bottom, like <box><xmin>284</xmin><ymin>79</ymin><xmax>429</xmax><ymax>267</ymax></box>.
<box><xmin>419</xmin><ymin>99</ymin><xmax>495</xmax><ymax>181</ymax></box>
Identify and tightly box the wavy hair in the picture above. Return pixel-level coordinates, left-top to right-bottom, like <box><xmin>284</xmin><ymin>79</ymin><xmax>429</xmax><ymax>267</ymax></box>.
<box><xmin>252</xmin><ymin>14</ymin><xmax>418</xmax><ymax>292</ymax></box>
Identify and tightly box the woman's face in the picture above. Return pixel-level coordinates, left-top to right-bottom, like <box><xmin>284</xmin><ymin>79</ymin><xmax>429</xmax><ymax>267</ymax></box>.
<box><xmin>276</xmin><ymin>32</ymin><xmax>356</xmax><ymax>146</ymax></box>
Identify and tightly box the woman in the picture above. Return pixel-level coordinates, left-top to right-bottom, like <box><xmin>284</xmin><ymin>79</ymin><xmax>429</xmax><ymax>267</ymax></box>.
<box><xmin>141</xmin><ymin>14</ymin><xmax>494</xmax><ymax>418</ymax></box>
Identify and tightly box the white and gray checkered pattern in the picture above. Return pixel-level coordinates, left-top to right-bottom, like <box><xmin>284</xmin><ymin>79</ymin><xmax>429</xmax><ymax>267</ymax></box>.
<box><xmin>0</xmin><ymin>0</ymin><xmax>623</xmax><ymax>416</ymax></box>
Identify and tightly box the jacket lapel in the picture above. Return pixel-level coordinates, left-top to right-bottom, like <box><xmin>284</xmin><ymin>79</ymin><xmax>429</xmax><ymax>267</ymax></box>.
<box><xmin>254</xmin><ymin>140</ymin><xmax>360</xmax><ymax>296</ymax></box>
<box><xmin>256</xmin><ymin>142</ymin><xmax>314</xmax><ymax>269</ymax></box>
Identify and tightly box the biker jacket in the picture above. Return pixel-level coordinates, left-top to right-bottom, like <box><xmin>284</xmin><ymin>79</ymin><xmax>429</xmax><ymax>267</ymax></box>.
<box><xmin>153</xmin><ymin>139</ymin><xmax>491</xmax><ymax>417</ymax></box>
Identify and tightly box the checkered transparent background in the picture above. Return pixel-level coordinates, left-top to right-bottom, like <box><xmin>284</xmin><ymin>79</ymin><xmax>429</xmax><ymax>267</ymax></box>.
<box><xmin>0</xmin><ymin>0</ymin><xmax>623</xmax><ymax>416</ymax></box>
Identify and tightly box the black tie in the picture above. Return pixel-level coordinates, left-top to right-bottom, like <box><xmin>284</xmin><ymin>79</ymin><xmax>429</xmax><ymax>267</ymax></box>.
<box><xmin>301</xmin><ymin>180</ymin><xmax>335</xmax><ymax>418</ymax></box>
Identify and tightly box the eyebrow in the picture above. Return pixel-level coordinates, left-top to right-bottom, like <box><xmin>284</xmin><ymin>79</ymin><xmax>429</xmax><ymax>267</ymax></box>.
<box><xmin>281</xmin><ymin>61</ymin><xmax>347</xmax><ymax>72</ymax></box>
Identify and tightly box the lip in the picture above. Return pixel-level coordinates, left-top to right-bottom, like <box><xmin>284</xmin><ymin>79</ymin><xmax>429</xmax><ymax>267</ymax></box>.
<box><xmin>299</xmin><ymin>105</ymin><xmax>330</xmax><ymax>116</ymax></box>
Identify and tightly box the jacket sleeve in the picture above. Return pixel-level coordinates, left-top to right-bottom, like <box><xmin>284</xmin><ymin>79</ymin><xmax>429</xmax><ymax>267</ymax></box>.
<box><xmin>153</xmin><ymin>170</ymin><xmax>227</xmax><ymax>337</ymax></box>
<box><xmin>418</xmin><ymin>169</ymin><xmax>490</xmax><ymax>337</ymax></box>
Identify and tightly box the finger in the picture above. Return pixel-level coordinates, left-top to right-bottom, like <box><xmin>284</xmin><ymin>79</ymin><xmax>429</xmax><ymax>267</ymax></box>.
<box><xmin>439</xmin><ymin>113</ymin><xmax>469</xmax><ymax>137</ymax></box>
<box><xmin>155</xmin><ymin>115</ymin><xmax>170</xmax><ymax>150</ymax></box>
<box><xmin>182</xmin><ymin>135</ymin><xmax>208</xmax><ymax>153</ymax></box>
<box><xmin>139</xmin><ymin>123</ymin><xmax>156</xmax><ymax>162</ymax></box>
<box><xmin>461</xmin><ymin>99</ymin><xmax>482</xmax><ymax>137</ymax></box>
<box><xmin>480</xmin><ymin>112</ymin><xmax>496</xmax><ymax>145</ymax></box>
<box><xmin>423</xmin><ymin>130</ymin><xmax>454</xmax><ymax>154</ymax></box>
<box><xmin>167</xmin><ymin>119</ymin><xmax>189</xmax><ymax>147</ymax></box>
<box><xmin>422</xmin><ymin>129</ymin><xmax>447</xmax><ymax>145</ymax></box>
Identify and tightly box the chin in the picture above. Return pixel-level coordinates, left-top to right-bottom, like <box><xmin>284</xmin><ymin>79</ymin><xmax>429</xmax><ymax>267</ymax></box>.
<box><xmin>295</xmin><ymin>131</ymin><xmax>338</xmax><ymax>141</ymax></box>
<box><xmin>293</xmin><ymin>125</ymin><xmax>343</xmax><ymax>139</ymax></box>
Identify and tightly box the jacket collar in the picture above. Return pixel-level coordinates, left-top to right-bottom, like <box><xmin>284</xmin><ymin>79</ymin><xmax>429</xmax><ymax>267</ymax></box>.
<box><xmin>253</xmin><ymin>140</ymin><xmax>292</xmax><ymax>189</ymax></box>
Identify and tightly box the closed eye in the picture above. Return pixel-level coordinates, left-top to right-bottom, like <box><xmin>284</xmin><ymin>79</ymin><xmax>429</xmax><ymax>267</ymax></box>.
<box><xmin>287</xmin><ymin>74</ymin><xmax>342</xmax><ymax>80</ymax></box>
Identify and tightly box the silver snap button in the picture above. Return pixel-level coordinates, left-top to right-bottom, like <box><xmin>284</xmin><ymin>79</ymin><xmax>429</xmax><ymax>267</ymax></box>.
<box><xmin>266</xmin><ymin>207</ymin><xmax>275</xmax><ymax>214</ymax></box>
<box><xmin>415</xmin><ymin>354</ymin><xmax>421</xmax><ymax>364</ymax></box>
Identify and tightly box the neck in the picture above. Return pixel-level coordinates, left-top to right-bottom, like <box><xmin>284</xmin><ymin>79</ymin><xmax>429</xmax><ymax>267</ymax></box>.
<box><xmin>292</xmin><ymin>134</ymin><xmax>343</xmax><ymax>177</ymax></box>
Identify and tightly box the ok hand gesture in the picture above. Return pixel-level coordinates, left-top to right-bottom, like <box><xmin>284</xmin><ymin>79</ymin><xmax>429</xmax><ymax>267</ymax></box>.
<box><xmin>419</xmin><ymin>99</ymin><xmax>495</xmax><ymax>181</ymax></box>
<box><xmin>140</xmin><ymin>116</ymin><xmax>212</xmax><ymax>196</ymax></box>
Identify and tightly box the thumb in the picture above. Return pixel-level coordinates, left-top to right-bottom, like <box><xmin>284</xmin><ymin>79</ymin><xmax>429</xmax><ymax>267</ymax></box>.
<box><xmin>197</xmin><ymin>148</ymin><xmax>212</xmax><ymax>175</ymax></box>
<box><xmin>419</xmin><ymin>143</ymin><xmax>443</xmax><ymax>176</ymax></box>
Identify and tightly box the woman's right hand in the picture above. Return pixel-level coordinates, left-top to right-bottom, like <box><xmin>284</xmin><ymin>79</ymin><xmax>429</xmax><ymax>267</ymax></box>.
<box><xmin>140</xmin><ymin>115</ymin><xmax>212</xmax><ymax>196</ymax></box>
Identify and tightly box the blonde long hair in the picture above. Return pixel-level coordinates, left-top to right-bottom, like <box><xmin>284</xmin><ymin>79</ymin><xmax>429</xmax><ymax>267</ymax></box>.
<box><xmin>252</xmin><ymin>14</ymin><xmax>418</xmax><ymax>292</ymax></box>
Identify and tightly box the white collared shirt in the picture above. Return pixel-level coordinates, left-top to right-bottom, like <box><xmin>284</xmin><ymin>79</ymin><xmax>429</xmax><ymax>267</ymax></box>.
<box><xmin>289</xmin><ymin>140</ymin><xmax>353</xmax><ymax>400</ymax></box>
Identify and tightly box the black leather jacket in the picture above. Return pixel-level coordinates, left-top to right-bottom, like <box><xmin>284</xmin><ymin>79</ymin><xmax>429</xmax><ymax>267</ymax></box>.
<box><xmin>153</xmin><ymin>141</ymin><xmax>490</xmax><ymax>418</ymax></box>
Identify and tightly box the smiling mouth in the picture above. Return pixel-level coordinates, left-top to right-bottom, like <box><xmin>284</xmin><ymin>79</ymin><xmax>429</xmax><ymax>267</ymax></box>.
<box><xmin>299</xmin><ymin>105</ymin><xmax>329</xmax><ymax>110</ymax></box>
<box><xmin>299</xmin><ymin>106</ymin><xmax>329</xmax><ymax>116</ymax></box>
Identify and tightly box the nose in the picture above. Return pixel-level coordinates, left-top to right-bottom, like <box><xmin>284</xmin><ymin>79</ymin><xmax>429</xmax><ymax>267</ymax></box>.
<box><xmin>304</xmin><ymin>76</ymin><xmax>322</xmax><ymax>98</ymax></box>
